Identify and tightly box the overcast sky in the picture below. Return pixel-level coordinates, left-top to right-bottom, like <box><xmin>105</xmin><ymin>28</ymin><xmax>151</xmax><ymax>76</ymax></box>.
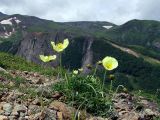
<box><xmin>0</xmin><ymin>0</ymin><xmax>160</xmax><ymax>25</ymax></box>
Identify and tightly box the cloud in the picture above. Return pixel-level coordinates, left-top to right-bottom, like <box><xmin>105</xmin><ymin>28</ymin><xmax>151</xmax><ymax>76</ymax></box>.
<box><xmin>138</xmin><ymin>0</ymin><xmax>160</xmax><ymax>21</ymax></box>
<box><xmin>0</xmin><ymin>0</ymin><xmax>160</xmax><ymax>25</ymax></box>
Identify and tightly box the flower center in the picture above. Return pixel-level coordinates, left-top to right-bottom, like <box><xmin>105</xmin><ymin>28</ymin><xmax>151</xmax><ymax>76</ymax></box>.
<box><xmin>57</xmin><ymin>43</ymin><xmax>63</xmax><ymax>49</ymax></box>
<box><xmin>45</xmin><ymin>56</ymin><xmax>49</xmax><ymax>59</ymax></box>
<box><xmin>105</xmin><ymin>63</ymin><xmax>112</xmax><ymax>69</ymax></box>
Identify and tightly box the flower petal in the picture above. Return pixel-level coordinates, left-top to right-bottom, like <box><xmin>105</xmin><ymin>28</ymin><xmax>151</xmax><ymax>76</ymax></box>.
<box><xmin>51</xmin><ymin>39</ymin><xmax>69</xmax><ymax>52</ymax></box>
<box><xmin>48</xmin><ymin>55</ymin><xmax>57</xmax><ymax>60</ymax></box>
<box><xmin>102</xmin><ymin>56</ymin><xmax>118</xmax><ymax>70</ymax></box>
<box><xmin>51</xmin><ymin>41</ymin><xmax>59</xmax><ymax>52</ymax></box>
<box><xmin>39</xmin><ymin>55</ymin><xmax>48</xmax><ymax>62</ymax></box>
<box><xmin>39</xmin><ymin>55</ymin><xmax>56</xmax><ymax>62</ymax></box>
<box><xmin>73</xmin><ymin>70</ymin><xmax>78</xmax><ymax>74</ymax></box>
<box><xmin>63</xmin><ymin>38</ymin><xmax>69</xmax><ymax>49</ymax></box>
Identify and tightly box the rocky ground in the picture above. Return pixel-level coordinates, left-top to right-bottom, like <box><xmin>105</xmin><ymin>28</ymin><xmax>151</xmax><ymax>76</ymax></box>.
<box><xmin>0</xmin><ymin>69</ymin><xmax>159</xmax><ymax>120</ymax></box>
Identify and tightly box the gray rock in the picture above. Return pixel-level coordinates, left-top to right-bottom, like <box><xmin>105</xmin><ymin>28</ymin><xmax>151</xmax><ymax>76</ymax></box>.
<box><xmin>11</xmin><ymin>104</ymin><xmax>27</xmax><ymax>117</ymax></box>
<box><xmin>8</xmin><ymin>115</ymin><xmax>17</xmax><ymax>120</ymax></box>
<box><xmin>35</xmin><ymin>86</ymin><xmax>52</xmax><ymax>98</ymax></box>
<box><xmin>18</xmin><ymin>117</ymin><xmax>26</xmax><ymax>120</ymax></box>
<box><xmin>32</xmin><ymin>98</ymin><xmax>40</xmax><ymax>105</ymax></box>
<box><xmin>28</xmin><ymin>105</ymin><xmax>41</xmax><ymax>115</ymax></box>
<box><xmin>3</xmin><ymin>103</ymin><xmax>13</xmax><ymax>116</ymax></box>
<box><xmin>0</xmin><ymin>115</ymin><xmax>8</xmax><ymax>120</ymax></box>
<box><xmin>43</xmin><ymin>108</ymin><xmax>57</xmax><ymax>120</ymax></box>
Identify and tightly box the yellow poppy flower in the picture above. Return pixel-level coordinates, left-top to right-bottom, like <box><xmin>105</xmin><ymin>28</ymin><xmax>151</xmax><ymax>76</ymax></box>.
<box><xmin>102</xmin><ymin>56</ymin><xmax>118</xmax><ymax>70</ymax></box>
<box><xmin>51</xmin><ymin>38</ymin><xmax>69</xmax><ymax>52</ymax></box>
<box><xmin>73</xmin><ymin>70</ymin><xmax>78</xmax><ymax>75</ymax></box>
<box><xmin>39</xmin><ymin>55</ymin><xmax>56</xmax><ymax>62</ymax></box>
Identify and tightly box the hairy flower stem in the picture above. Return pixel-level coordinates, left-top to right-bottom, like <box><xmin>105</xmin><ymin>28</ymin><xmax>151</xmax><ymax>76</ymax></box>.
<box><xmin>112</xmin><ymin>85</ymin><xmax>124</xmax><ymax>99</ymax></box>
<box><xmin>109</xmin><ymin>80</ymin><xmax>113</xmax><ymax>93</ymax></box>
<box><xmin>102</xmin><ymin>71</ymin><xmax>107</xmax><ymax>93</ymax></box>
<box><xmin>93</xmin><ymin>64</ymin><xmax>98</xmax><ymax>77</ymax></box>
<box><xmin>74</xmin><ymin>99</ymin><xmax>87</xmax><ymax>120</ymax></box>
<box><xmin>59</xmin><ymin>53</ymin><xmax>62</xmax><ymax>78</ymax></box>
<box><xmin>40</xmin><ymin>86</ymin><xmax>45</xmax><ymax>110</ymax></box>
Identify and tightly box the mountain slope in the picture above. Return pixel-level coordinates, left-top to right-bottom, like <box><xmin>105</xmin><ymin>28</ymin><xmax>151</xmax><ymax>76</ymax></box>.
<box><xmin>107</xmin><ymin>41</ymin><xmax>160</xmax><ymax>65</ymax></box>
<box><xmin>0</xmin><ymin>12</ymin><xmax>8</xmax><ymax>20</ymax></box>
<box><xmin>0</xmin><ymin>52</ymin><xmax>159</xmax><ymax>119</ymax></box>
<box><xmin>106</xmin><ymin>19</ymin><xmax>160</xmax><ymax>51</ymax></box>
<box><xmin>1</xmin><ymin>13</ymin><xmax>160</xmax><ymax>92</ymax></box>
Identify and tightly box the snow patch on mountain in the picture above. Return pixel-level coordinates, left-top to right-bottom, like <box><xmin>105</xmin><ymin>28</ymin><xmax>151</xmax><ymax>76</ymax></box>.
<box><xmin>14</xmin><ymin>18</ymin><xmax>21</xmax><ymax>24</ymax></box>
<box><xmin>0</xmin><ymin>18</ymin><xmax>12</xmax><ymax>25</ymax></box>
<box><xmin>0</xmin><ymin>17</ymin><xmax>21</xmax><ymax>25</ymax></box>
<box><xmin>102</xmin><ymin>25</ymin><xmax>113</xmax><ymax>29</ymax></box>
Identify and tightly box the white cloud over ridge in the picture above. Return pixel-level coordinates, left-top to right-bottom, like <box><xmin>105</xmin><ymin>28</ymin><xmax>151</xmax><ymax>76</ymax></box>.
<box><xmin>0</xmin><ymin>0</ymin><xmax>160</xmax><ymax>25</ymax></box>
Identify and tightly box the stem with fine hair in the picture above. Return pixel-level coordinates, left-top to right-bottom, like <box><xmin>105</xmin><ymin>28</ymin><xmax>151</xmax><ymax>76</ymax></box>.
<box><xmin>102</xmin><ymin>70</ymin><xmax>107</xmax><ymax>92</ymax></box>
<box><xmin>93</xmin><ymin>64</ymin><xmax>98</xmax><ymax>77</ymax></box>
<box><xmin>112</xmin><ymin>85</ymin><xmax>124</xmax><ymax>99</ymax></box>
<box><xmin>59</xmin><ymin>53</ymin><xmax>62</xmax><ymax>78</ymax></box>
<box><xmin>74</xmin><ymin>99</ymin><xmax>87</xmax><ymax>120</ymax></box>
<box><xmin>110</xmin><ymin>80</ymin><xmax>113</xmax><ymax>93</ymax></box>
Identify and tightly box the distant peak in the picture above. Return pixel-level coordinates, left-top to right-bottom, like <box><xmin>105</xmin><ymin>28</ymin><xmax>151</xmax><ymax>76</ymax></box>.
<box><xmin>0</xmin><ymin>12</ymin><xmax>7</xmax><ymax>15</ymax></box>
<box><xmin>0</xmin><ymin>12</ymin><xmax>8</xmax><ymax>19</ymax></box>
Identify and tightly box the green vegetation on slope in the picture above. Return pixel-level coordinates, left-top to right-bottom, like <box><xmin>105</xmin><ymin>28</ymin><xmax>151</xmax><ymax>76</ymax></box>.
<box><xmin>106</xmin><ymin>19</ymin><xmax>160</xmax><ymax>52</ymax></box>
<box><xmin>91</xmin><ymin>40</ymin><xmax>160</xmax><ymax>91</ymax></box>
<box><xmin>0</xmin><ymin>52</ymin><xmax>57</xmax><ymax>76</ymax></box>
<box><xmin>0</xmin><ymin>30</ymin><xmax>23</xmax><ymax>53</ymax></box>
<box><xmin>0</xmin><ymin>50</ymin><xmax>159</xmax><ymax>118</ymax></box>
<box><xmin>128</xmin><ymin>45</ymin><xmax>160</xmax><ymax>60</ymax></box>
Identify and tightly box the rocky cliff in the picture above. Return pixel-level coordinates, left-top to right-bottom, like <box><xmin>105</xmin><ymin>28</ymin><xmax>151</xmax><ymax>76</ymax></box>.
<box><xmin>16</xmin><ymin>31</ymin><xmax>96</xmax><ymax>70</ymax></box>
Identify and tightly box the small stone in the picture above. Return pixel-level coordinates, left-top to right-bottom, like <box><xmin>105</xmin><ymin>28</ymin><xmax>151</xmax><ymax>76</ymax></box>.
<box><xmin>34</xmin><ymin>73</ymin><xmax>40</xmax><ymax>77</ymax></box>
<box><xmin>28</xmin><ymin>105</ymin><xmax>41</xmax><ymax>115</ymax></box>
<box><xmin>8</xmin><ymin>116</ymin><xmax>17</xmax><ymax>120</ymax></box>
<box><xmin>88</xmin><ymin>117</ymin><xmax>108</xmax><ymax>120</ymax></box>
<box><xmin>119</xmin><ymin>111</ymin><xmax>128</xmax><ymax>116</ymax></box>
<box><xmin>7</xmin><ymin>90</ymin><xmax>23</xmax><ymax>102</ymax></box>
<box><xmin>28</xmin><ymin>112</ymin><xmax>42</xmax><ymax>119</ymax></box>
<box><xmin>0</xmin><ymin>115</ymin><xmax>8</xmax><ymax>120</ymax></box>
<box><xmin>35</xmin><ymin>86</ymin><xmax>51</xmax><ymax>98</ymax></box>
<box><xmin>20</xmin><ymin>112</ymin><xmax>25</xmax><ymax>117</ymax></box>
<box><xmin>145</xmin><ymin>109</ymin><xmax>156</xmax><ymax>116</ymax></box>
<box><xmin>18</xmin><ymin>117</ymin><xmax>26</xmax><ymax>120</ymax></box>
<box><xmin>52</xmin><ymin>92</ymin><xmax>62</xmax><ymax>100</ymax></box>
<box><xmin>11</xmin><ymin>110</ymin><xmax>19</xmax><ymax>116</ymax></box>
<box><xmin>32</xmin><ymin>98</ymin><xmax>40</xmax><ymax>105</ymax></box>
<box><xmin>0</xmin><ymin>102</ymin><xmax>6</xmax><ymax>114</ymax></box>
<box><xmin>57</xmin><ymin>112</ymin><xmax>63</xmax><ymax>120</ymax></box>
<box><xmin>25</xmin><ymin>116</ymin><xmax>29</xmax><ymax>119</ymax></box>
<box><xmin>19</xmin><ymin>83</ymin><xmax>26</xmax><ymax>88</ymax></box>
<box><xmin>140</xmin><ymin>100</ymin><xmax>148</xmax><ymax>105</ymax></box>
<box><xmin>3</xmin><ymin>103</ymin><xmax>13</xmax><ymax>116</ymax></box>
<box><xmin>11</xmin><ymin>104</ymin><xmax>27</xmax><ymax>116</ymax></box>
<box><xmin>9</xmin><ymin>82</ymin><xmax>14</xmax><ymax>86</ymax></box>
<box><xmin>32</xmin><ymin>78</ymin><xmax>43</xmax><ymax>84</ymax></box>
<box><xmin>24</xmin><ymin>71</ymin><xmax>29</xmax><ymax>75</ymax></box>
<box><xmin>49</xmin><ymin>101</ymin><xmax>75</xmax><ymax>119</ymax></box>
<box><xmin>121</xmin><ymin>113</ymin><xmax>139</xmax><ymax>120</ymax></box>
<box><xmin>43</xmin><ymin>108</ymin><xmax>56</xmax><ymax>120</ymax></box>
